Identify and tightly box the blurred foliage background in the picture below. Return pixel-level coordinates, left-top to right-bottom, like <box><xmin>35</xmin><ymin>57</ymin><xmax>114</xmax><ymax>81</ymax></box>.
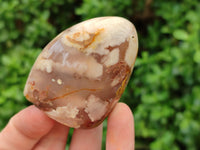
<box><xmin>0</xmin><ymin>0</ymin><xmax>200</xmax><ymax>149</ymax></box>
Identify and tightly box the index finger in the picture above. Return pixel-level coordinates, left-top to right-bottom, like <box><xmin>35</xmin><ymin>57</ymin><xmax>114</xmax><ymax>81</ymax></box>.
<box><xmin>0</xmin><ymin>105</ymin><xmax>55</xmax><ymax>150</ymax></box>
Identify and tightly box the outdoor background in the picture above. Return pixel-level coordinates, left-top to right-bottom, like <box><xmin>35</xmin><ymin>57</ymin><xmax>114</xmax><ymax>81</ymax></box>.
<box><xmin>0</xmin><ymin>0</ymin><xmax>200</xmax><ymax>149</ymax></box>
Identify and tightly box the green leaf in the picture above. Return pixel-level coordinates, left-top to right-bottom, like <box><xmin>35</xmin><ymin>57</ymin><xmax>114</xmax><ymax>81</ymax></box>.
<box><xmin>193</xmin><ymin>51</ymin><xmax>200</xmax><ymax>63</ymax></box>
<box><xmin>173</xmin><ymin>29</ymin><xmax>189</xmax><ymax>40</ymax></box>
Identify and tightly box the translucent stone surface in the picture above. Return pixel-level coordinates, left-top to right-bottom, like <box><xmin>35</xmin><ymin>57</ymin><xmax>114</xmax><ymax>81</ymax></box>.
<box><xmin>24</xmin><ymin>17</ymin><xmax>138</xmax><ymax>128</ymax></box>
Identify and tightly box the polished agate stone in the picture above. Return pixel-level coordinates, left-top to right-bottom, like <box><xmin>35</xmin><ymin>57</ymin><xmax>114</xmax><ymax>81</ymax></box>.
<box><xmin>24</xmin><ymin>17</ymin><xmax>138</xmax><ymax>128</ymax></box>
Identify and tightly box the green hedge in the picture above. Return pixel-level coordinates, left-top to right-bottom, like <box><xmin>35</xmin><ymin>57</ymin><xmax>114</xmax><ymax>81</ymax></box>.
<box><xmin>0</xmin><ymin>0</ymin><xmax>200</xmax><ymax>149</ymax></box>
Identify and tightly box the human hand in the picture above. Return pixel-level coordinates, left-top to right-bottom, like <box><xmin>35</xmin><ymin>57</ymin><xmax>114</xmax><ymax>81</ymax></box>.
<box><xmin>0</xmin><ymin>103</ymin><xmax>134</xmax><ymax>150</ymax></box>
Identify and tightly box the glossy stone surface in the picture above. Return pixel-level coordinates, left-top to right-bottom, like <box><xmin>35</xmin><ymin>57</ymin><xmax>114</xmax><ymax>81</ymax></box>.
<box><xmin>24</xmin><ymin>17</ymin><xmax>138</xmax><ymax>128</ymax></box>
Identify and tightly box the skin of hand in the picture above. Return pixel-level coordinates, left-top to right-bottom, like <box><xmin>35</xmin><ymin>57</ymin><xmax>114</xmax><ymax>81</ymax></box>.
<box><xmin>0</xmin><ymin>102</ymin><xmax>134</xmax><ymax>150</ymax></box>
